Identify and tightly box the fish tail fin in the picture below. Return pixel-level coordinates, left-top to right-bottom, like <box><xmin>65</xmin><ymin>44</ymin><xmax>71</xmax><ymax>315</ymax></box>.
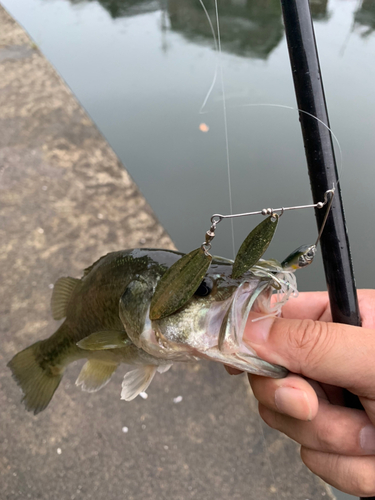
<box><xmin>7</xmin><ymin>341</ymin><xmax>63</xmax><ymax>414</ymax></box>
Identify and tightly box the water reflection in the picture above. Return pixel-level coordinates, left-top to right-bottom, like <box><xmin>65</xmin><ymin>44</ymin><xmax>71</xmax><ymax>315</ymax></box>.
<box><xmin>67</xmin><ymin>0</ymin><xmax>333</xmax><ymax>59</ymax></box>
<box><xmin>354</xmin><ymin>0</ymin><xmax>375</xmax><ymax>37</ymax></box>
<box><xmin>67</xmin><ymin>0</ymin><xmax>375</xmax><ymax>59</ymax></box>
<box><xmin>309</xmin><ymin>0</ymin><xmax>330</xmax><ymax>20</ymax></box>
<box><xmin>70</xmin><ymin>0</ymin><xmax>160</xmax><ymax>18</ymax></box>
<box><xmin>167</xmin><ymin>0</ymin><xmax>284</xmax><ymax>59</ymax></box>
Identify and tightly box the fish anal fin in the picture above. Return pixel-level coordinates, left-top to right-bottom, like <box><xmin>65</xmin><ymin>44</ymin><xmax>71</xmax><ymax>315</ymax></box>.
<box><xmin>75</xmin><ymin>360</ymin><xmax>118</xmax><ymax>393</ymax></box>
<box><xmin>77</xmin><ymin>331</ymin><xmax>129</xmax><ymax>351</ymax></box>
<box><xmin>51</xmin><ymin>277</ymin><xmax>80</xmax><ymax>320</ymax></box>
<box><xmin>121</xmin><ymin>366</ymin><xmax>157</xmax><ymax>401</ymax></box>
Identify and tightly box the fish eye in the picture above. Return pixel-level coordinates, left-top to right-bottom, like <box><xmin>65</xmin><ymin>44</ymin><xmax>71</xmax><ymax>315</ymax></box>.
<box><xmin>194</xmin><ymin>278</ymin><xmax>213</xmax><ymax>297</ymax></box>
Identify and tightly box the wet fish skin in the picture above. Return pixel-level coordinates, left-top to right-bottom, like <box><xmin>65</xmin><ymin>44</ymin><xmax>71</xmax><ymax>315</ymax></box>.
<box><xmin>8</xmin><ymin>248</ymin><xmax>288</xmax><ymax>414</ymax></box>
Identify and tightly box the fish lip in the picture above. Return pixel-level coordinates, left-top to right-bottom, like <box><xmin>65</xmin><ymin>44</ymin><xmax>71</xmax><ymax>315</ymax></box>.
<box><xmin>216</xmin><ymin>279</ymin><xmax>288</xmax><ymax>377</ymax></box>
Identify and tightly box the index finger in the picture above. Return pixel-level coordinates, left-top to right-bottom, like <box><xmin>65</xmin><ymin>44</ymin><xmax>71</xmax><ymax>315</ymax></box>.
<box><xmin>243</xmin><ymin>291</ymin><xmax>375</xmax><ymax>399</ymax></box>
<box><xmin>280</xmin><ymin>291</ymin><xmax>331</xmax><ymax>321</ymax></box>
<box><xmin>281</xmin><ymin>290</ymin><xmax>375</xmax><ymax>329</ymax></box>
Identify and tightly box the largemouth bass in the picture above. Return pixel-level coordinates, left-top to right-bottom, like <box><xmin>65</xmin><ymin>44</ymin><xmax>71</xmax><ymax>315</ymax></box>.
<box><xmin>8</xmin><ymin>248</ymin><xmax>295</xmax><ymax>414</ymax></box>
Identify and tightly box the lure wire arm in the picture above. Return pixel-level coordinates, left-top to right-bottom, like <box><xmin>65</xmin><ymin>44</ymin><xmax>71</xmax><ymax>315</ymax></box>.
<box><xmin>211</xmin><ymin>188</ymin><xmax>334</xmax><ymax>225</ymax></box>
<box><xmin>314</xmin><ymin>188</ymin><xmax>335</xmax><ymax>248</ymax></box>
<box><xmin>203</xmin><ymin>188</ymin><xmax>335</xmax><ymax>253</ymax></box>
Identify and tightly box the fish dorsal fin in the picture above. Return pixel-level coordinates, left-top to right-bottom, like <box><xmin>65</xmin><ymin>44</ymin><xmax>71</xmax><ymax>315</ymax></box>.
<box><xmin>83</xmin><ymin>264</ymin><xmax>95</xmax><ymax>277</ymax></box>
<box><xmin>121</xmin><ymin>366</ymin><xmax>157</xmax><ymax>401</ymax></box>
<box><xmin>77</xmin><ymin>331</ymin><xmax>130</xmax><ymax>350</ymax></box>
<box><xmin>51</xmin><ymin>277</ymin><xmax>80</xmax><ymax>320</ymax></box>
<box><xmin>75</xmin><ymin>360</ymin><xmax>118</xmax><ymax>393</ymax></box>
<box><xmin>82</xmin><ymin>253</ymin><xmax>111</xmax><ymax>277</ymax></box>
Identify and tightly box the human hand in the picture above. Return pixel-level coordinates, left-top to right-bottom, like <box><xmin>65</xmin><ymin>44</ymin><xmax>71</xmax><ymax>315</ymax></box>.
<box><xmin>239</xmin><ymin>289</ymin><xmax>375</xmax><ymax>497</ymax></box>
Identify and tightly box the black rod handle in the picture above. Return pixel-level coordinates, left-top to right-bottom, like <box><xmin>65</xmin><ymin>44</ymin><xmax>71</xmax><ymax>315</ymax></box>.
<box><xmin>279</xmin><ymin>1</ymin><xmax>365</xmax><ymax>498</ymax></box>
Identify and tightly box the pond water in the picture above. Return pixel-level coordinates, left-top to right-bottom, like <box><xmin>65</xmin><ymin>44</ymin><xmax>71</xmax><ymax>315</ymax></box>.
<box><xmin>3</xmin><ymin>0</ymin><xmax>375</xmax><ymax>498</ymax></box>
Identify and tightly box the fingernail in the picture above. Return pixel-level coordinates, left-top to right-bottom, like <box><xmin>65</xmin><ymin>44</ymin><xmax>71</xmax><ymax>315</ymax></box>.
<box><xmin>243</xmin><ymin>315</ymin><xmax>275</xmax><ymax>345</ymax></box>
<box><xmin>275</xmin><ymin>386</ymin><xmax>312</xmax><ymax>421</ymax></box>
<box><xmin>360</xmin><ymin>425</ymin><xmax>375</xmax><ymax>452</ymax></box>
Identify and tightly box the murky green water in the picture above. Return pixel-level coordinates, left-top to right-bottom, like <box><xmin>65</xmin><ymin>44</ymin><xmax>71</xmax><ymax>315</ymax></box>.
<box><xmin>3</xmin><ymin>0</ymin><xmax>375</xmax><ymax>497</ymax></box>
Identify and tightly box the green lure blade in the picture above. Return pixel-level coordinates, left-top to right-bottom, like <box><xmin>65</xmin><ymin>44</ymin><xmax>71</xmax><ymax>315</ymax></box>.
<box><xmin>149</xmin><ymin>247</ymin><xmax>212</xmax><ymax>320</ymax></box>
<box><xmin>232</xmin><ymin>214</ymin><xmax>279</xmax><ymax>279</ymax></box>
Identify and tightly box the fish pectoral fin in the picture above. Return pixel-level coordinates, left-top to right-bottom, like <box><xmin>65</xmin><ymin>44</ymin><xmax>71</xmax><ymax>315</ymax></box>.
<box><xmin>119</xmin><ymin>279</ymin><xmax>154</xmax><ymax>342</ymax></box>
<box><xmin>121</xmin><ymin>366</ymin><xmax>157</xmax><ymax>401</ymax></box>
<box><xmin>75</xmin><ymin>360</ymin><xmax>118</xmax><ymax>393</ymax></box>
<box><xmin>77</xmin><ymin>330</ymin><xmax>130</xmax><ymax>350</ymax></box>
<box><xmin>51</xmin><ymin>276</ymin><xmax>80</xmax><ymax>320</ymax></box>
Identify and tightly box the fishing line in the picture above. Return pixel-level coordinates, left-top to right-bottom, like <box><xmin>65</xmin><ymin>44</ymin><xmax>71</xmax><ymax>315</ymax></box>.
<box><xmin>197</xmin><ymin>3</ymin><xmax>293</xmax><ymax>494</ymax></box>
<box><xmin>213</xmin><ymin>0</ymin><xmax>236</xmax><ymax>259</ymax></box>
<box><xmin>198</xmin><ymin>0</ymin><xmax>218</xmax><ymax>114</ymax></box>
<box><xmin>200</xmin><ymin>91</ymin><xmax>344</xmax><ymax>213</ymax></box>
<box><xmin>256</xmin><ymin>414</ymin><xmax>280</xmax><ymax>498</ymax></box>
<box><xmin>196</xmin><ymin>4</ymin><xmax>344</xmax><ymax>255</ymax></box>
<box><xmin>196</xmin><ymin>4</ymin><xmax>340</xmax><ymax>494</ymax></box>
<box><xmin>202</xmin><ymin>99</ymin><xmax>344</xmax><ymax>187</ymax></box>
<box><xmin>231</xmin><ymin>102</ymin><xmax>344</xmax><ymax>182</ymax></box>
<box><xmin>198</xmin><ymin>0</ymin><xmax>236</xmax><ymax>258</ymax></box>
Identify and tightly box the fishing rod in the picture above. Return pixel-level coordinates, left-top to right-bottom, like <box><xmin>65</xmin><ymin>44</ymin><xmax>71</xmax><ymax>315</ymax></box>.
<box><xmin>279</xmin><ymin>1</ymin><xmax>366</xmax><ymax>499</ymax></box>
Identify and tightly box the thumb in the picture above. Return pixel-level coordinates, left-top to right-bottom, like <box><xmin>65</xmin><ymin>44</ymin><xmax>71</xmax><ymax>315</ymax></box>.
<box><xmin>243</xmin><ymin>313</ymin><xmax>375</xmax><ymax>398</ymax></box>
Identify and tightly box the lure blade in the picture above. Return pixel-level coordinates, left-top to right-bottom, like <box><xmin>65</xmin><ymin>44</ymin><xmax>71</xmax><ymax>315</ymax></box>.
<box><xmin>232</xmin><ymin>214</ymin><xmax>279</xmax><ymax>279</ymax></box>
<box><xmin>149</xmin><ymin>247</ymin><xmax>212</xmax><ymax>320</ymax></box>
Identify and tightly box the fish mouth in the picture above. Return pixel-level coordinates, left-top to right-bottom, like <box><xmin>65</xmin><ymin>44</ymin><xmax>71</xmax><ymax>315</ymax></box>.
<box><xmin>217</xmin><ymin>280</ymin><xmax>269</xmax><ymax>354</ymax></box>
<box><xmin>206</xmin><ymin>280</ymin><xmax>288</xmax><ymax>379</ymax></box>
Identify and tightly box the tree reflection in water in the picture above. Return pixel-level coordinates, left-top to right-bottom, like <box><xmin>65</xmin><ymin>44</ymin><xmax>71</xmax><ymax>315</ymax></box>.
<box><xmin>67</xmin><ymin>0</ymin><xmax>334</xmax><ymax>59</ymax></box>
<box><xmin>354</xmin><ymin>0</ymin><xmax>375</xmax><ymax>38</ymax></box>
